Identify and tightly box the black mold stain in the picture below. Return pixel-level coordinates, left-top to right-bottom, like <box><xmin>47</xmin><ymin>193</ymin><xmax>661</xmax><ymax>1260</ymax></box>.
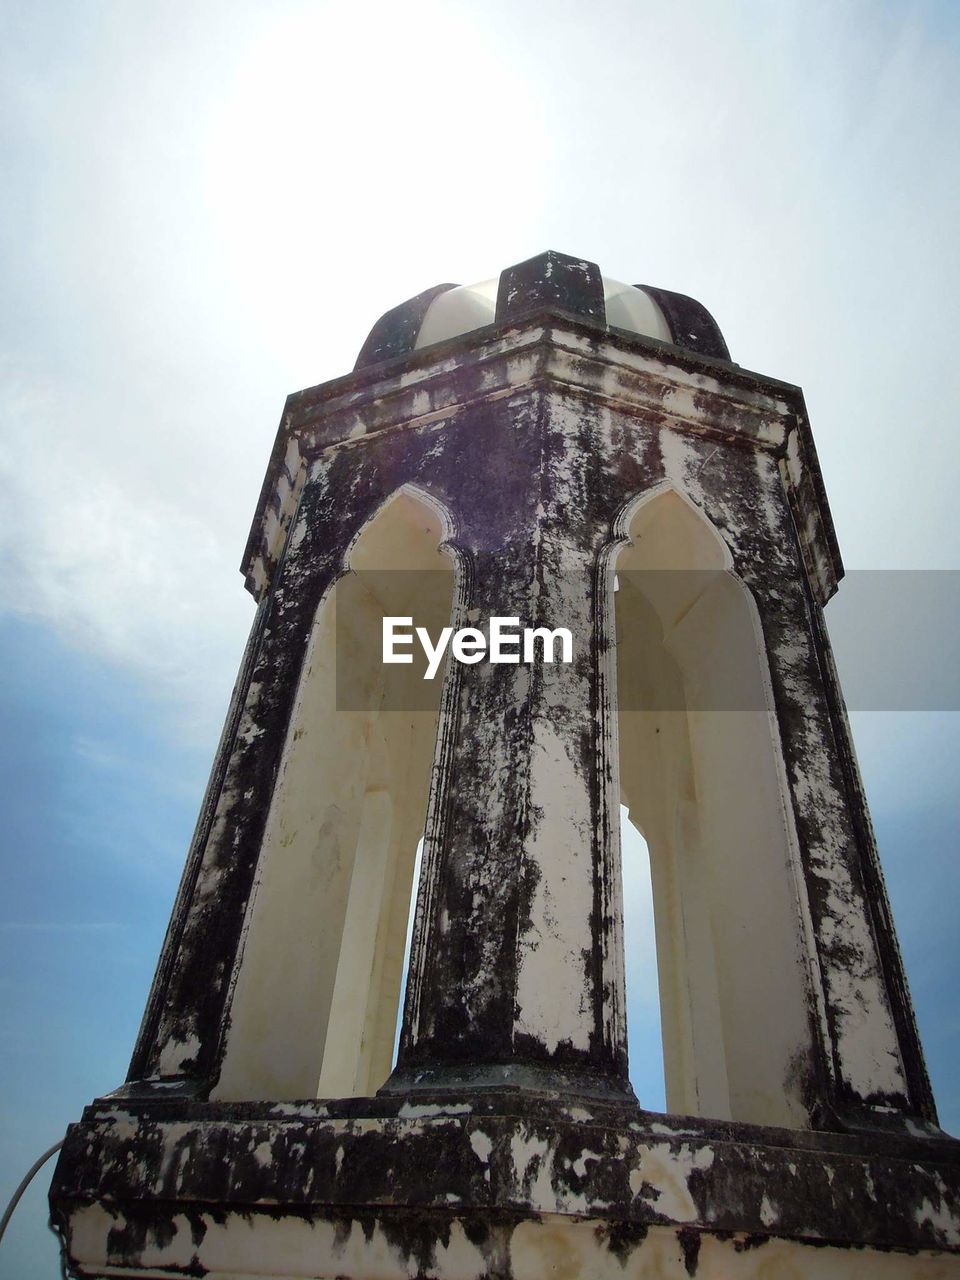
<box><xmin>596</xmin><ymin>1218</ymin><xmax>649</xmax><ymax>1264</ymax></box>
<box><xmin>734</xmin><ymin>1232</ymin><xmax>770</xmax><ymax>1252</ymax></box>
<box><xmin>677</xmin><ymin>1226</ymin><xmax>701</xmax><ymax>1276</ymax></box>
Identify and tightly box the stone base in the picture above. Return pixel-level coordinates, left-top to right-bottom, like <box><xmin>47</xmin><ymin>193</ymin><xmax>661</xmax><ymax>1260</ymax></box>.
<box><xmin>50</xmin><ymin>1090</ymin><xmax>960</xmax><ymax>1278</ymax></box>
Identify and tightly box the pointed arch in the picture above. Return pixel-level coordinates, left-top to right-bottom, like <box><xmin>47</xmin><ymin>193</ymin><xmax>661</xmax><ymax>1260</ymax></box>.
<box><xmin>214</xmin><ymin>485</ymin><xmax>462</xmax><ymax>1101</ymax></box>
<box><xmin>609</xmin><ymin>480</ymin><xmax>734</xmax><ymax>569</ymax></box>
<box><xmin>605</xmin><ymin>483</ymin><xmax>816</xmax><ymax>1127</ymax></box>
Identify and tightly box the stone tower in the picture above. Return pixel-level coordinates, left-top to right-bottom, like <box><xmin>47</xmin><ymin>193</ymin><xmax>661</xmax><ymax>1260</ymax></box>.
<box><xmin>50</xmin><ymin>251</ymin><xmax>960</xmax><ymax>1277</ymax></box>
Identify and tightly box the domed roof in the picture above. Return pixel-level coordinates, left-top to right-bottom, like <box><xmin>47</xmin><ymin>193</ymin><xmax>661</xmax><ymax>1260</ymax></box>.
<box><xmin>355</xmin><ymin>250</ymin><xmax>730</xmax><ymax>370</ymax></box>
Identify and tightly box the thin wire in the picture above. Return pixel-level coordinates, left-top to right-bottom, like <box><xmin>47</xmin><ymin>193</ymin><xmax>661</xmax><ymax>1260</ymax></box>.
<box><xmin>0</xmin><ymin>1140</ymin><xmax>65</xmax><ymax>1247</ymax></box>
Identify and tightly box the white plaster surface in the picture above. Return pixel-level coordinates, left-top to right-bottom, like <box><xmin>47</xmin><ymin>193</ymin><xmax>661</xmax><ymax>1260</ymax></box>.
<box><xmin>64</xmin><ymin>1203</ymin><xmax>960</xmax><ymax>1279</ymax></box>
<box><xmin>215</xmin><ymin>488</ymin><xmax>456</xmax><ymax>1101</ymax></box>
<box><xmin>513</xmin><ymin>718</ymin><xmax>595</xmax><ymax>1055</ymax></box>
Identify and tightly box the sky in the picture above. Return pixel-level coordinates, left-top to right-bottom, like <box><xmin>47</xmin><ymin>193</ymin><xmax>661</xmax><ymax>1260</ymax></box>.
<box><xmin>1</xmin><ymin>1</ymin><xmax>959</xmax><ymax>1275</ymax></box>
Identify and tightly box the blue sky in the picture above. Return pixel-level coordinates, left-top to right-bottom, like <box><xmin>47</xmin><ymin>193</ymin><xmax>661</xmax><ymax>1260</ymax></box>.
<box><xmin>2</xmin><ymin>2</ymin><xmax>959</xmax><ymax>1275</ymax></box>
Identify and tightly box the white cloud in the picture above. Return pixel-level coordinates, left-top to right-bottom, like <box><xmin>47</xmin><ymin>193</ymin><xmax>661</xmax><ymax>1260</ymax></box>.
<box><xmin>0</xmin><ymin>355</ymin><xmax>253</xmax><ymax>741</ymax></box>
<box><xmin>2</xmin><ymin>13</ymin><xmax>959</xmax><ymax>1268</ymax></box>
<box><xmin>1</xmin><ymin>0</ymin><xmax>958</xmax><ymax>743</ymax></box>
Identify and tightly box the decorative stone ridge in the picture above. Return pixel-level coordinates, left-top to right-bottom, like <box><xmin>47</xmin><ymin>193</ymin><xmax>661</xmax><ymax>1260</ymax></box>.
<box><xmin>637</xmin><ymin>283</ymin><xmax>731</xmax><ymax>361</ymax></box>
<box><xmin>496</xmin><ymin>249</ymin><xmax>606</xmax><ymax>325</ymax></box>
<box><xmin>52</xmin><ymin>1095</ymin><xmax>960</xmax><ymax>1277</ymax></box>
<box><xmin>354</xmin><ymin>282</ymin><xmax>458</xmax><ymax>370</ymax></box>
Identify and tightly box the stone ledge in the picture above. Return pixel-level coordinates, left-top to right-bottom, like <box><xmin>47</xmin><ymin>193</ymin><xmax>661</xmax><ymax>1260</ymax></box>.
<box><xmin>51</xmin><ymin>1096</ymin><xmax>960</xmax><ymax>1259</ymax></box>
<box><xmin>241</xmin><ymin>312</ymin><xmax>826</xmax><ymax>604</ymax></box>
<box><xmin>53</xmin><ymin>1205</ymin><xmax>960</xmax><ymax>1280</ymax></box>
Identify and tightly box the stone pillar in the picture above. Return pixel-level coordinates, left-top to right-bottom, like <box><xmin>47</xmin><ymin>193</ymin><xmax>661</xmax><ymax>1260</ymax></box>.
<box><xmin>394</xmin><ymin>538</ymin><xmax>623</xmax><ymax>1093</ymax></box>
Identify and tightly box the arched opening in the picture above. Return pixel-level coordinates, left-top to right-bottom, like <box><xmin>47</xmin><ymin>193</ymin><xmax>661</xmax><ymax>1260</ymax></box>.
<box><xmin>613</xmin><ymin>486</ymin><xmax>814</xmax><ymax>1128</ymax></box>
<box><xmin>215</xmin><ymin>487</ymin><xmax>458</xmax><ymax>1101</ymax></box>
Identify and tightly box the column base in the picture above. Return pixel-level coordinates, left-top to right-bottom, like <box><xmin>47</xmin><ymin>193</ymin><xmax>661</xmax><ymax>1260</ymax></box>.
<box><xmin>380</xmin><ymin>1059</ymin><xmax>637</xmax><ymax>1103</ymax></box>
<box><xmin>50</xmin><ymin>1089</ymin><xmax>960</xmax><ymax>1278</ymax></box>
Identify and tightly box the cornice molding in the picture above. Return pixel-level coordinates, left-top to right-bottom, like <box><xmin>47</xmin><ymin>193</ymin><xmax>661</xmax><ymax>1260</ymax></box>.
<box><xmin>242</xmin><ymin>312</ymin><xmax>840</xmax><ymax>605</ymax></box>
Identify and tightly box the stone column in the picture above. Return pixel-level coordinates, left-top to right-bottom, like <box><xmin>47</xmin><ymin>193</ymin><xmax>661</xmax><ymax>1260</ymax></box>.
<box><xmin>393</xmin><ymin>554</ymin><xmax>623</xmax><ymax>1093</ymax></box>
